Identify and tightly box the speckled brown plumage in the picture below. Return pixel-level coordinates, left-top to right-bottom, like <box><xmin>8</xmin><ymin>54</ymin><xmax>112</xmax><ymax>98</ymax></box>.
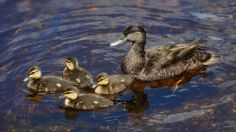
<box><xmin>111</xmin><ymin>25</ymin><xmax>219</xmax><ymax>81</ymax></box>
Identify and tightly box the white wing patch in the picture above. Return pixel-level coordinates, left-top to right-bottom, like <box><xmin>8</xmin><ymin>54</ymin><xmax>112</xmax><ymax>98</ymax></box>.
<box><xmin>82</xmin><ymin>106</ymin><xmax>87</xmax><ymax>109</ymax></box>
<box><xmin>45</xmin><ymin>87</ymin><xmax>48</xmax><ymax>92</ymax></box>
<box><xmin>56</xmin><ymin>83</ymin><xmax>62</xmax><ymax>88</ymax></box>
<box><xmin>76</xmin><ymin>78</ymin><xmax>81</xmax><ymax>83</ymax></box>
<box><xmin>93</xmin><ymin>101</ymin><xmax>99</xmax><ymax>104</ymax></box>
<box><xmin>86</xmin><ymin>75</ymin><xmax>90</xmax><ymax>79</ymax></box>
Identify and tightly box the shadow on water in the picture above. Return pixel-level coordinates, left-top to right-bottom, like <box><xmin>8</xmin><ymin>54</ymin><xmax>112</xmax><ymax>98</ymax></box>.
<box><xmin>0</xmin><ymin>0</ymin><xmax>236</xmax><ymax>131</ymax></box>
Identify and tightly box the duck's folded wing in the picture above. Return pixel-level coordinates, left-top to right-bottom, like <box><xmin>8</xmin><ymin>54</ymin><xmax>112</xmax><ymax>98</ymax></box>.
<box><xmin>135</xmin><ymin>61</ymin><xmax>190</xmax><ymax>81</ymax></box>
<box><xmin>76</xmin><ymin>94</ymin><xmax>113</xmax><ymax>109</ymax></box>
<box><xmin>160</xmin><ymin>44</ymin><xmax>198</xmax><ymax>67</ymax></box>
<box><xmin>136</xmin><ymin>48</ymin><xmax>218</xmax><ymax>81</ymax></box>
<box><xmin>145</xmin><ymin>44</ymin><xmax>198</xmax><ymax>68</ymax></box>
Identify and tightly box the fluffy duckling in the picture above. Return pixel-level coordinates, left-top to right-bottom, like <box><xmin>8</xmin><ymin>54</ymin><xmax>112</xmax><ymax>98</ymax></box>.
<box><xmin>110</xmin><ymin>25</ymin><xmax>219</xmax><ymax>81</ymax></box>
<box><xmin>62</xmin><ymin>57</ymin><xmax>94</xmax><ymax>89</ymax></box>
<box><xmin>95</xmin><ymin>72</ymin><xmax>134</xmax><ymax>95</ymax></box>
<box><xmin>64</xmin><ymin>87</ymin><xmax>113</xmax><ymax>110</ymax></box>
<box><xmin>24</xmin><ymin>66</ymin><xmax>76</xmax><ymax>93</ymax></box>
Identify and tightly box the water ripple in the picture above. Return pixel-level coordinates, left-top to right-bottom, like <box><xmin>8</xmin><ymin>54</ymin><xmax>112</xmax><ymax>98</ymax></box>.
<box><xmin>1</xmin><ymin>0</ymin><xmax>236</xmax><ymax>131</ymax></box>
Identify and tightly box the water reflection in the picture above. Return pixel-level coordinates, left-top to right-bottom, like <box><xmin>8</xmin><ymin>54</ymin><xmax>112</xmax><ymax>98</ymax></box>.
<box><xmin>59</xmin><ymin>107</ymin><xmax>79</xmax><ymax>120</ymax></box>
<box><xmin>124</xmin><ymin>92</ymin><xmax>149</xmax><ymax>114</ymax></box>
<box><xmin>26</xmin><ymin>89</ymin><xmax>45</xmax><ymax>102</ymax></box>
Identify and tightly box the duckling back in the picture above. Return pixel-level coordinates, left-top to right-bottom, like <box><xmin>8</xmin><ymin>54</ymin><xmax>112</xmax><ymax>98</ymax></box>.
<box><xmin>28</xmin><ymin>76</ymin><xmax>76</xmax><ymax>93</ymax></box>
<box><xmin>68</xmin><ymin>94</ymin><xmax>113</xmax><ymax>110</ymax></box>
<box><xmin>62</xmin><ymin>67</ymin><xmax>94</xmax><ymax>89</ymax></box>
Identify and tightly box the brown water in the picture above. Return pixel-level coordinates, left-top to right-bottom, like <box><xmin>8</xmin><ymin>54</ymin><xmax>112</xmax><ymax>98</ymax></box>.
<box><xmin>0</xmin><ymin>0</ymin><xmax>236</xmax><ymax>131</ymax></box>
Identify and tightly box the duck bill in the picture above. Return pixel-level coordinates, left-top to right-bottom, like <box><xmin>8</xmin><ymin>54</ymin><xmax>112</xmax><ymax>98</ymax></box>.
<box><xmin>91</xmin><ymin>84</ymin><xmax>97</xmax><ymax>88</ymax></box>
<box><xmin>59</xmin><ymin>94</ymin><xmax>66</xmax><ymax>99</ymax></box>
<box><xmin>110</xmin><ymin>37</ymin><xmax>127</xmax><ymax>47</ymax></box>
<box><xmin>23</xmin><ymin>77</ymin><xmax>29</xmax><ymax>82</ymax></box>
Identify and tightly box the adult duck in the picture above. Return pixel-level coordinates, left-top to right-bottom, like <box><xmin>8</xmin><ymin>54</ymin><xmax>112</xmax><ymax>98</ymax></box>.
<box><xmin>110</xmin><ymin>25</ymin><xmax>219</xmax><ymax>81</ymax></box>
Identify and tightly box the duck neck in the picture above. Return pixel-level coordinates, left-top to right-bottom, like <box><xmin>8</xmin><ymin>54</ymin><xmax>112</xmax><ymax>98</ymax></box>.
<box><xmin>131</xmin><ymin>42</ymin><xmax>145</xmax><ymax>55</ymax></box>
<box><xmin>28</xmin><ymin>78</ymin><xmax>40</xmax><ymax>90</ymax></box>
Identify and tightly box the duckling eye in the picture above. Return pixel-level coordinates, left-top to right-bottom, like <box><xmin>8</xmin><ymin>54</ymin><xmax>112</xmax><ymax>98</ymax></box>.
<box><xmin>64</xmin><ymin>91</ymin><xmax>73</xmax><ymax>94</ymax></box>
<box><xmin>98</xmin><ymin>77</ymin><xmax>107</xmax><ymax>81</ymax></box>
<box><xmin>65</xmin><ymin>60</ymin><xmax>71</xmax><ymax>64</ymax></box>
<box><xmin>29</xmin><ymin>71</ymin><xmax>37</xmax><ymax>75</ymax></box>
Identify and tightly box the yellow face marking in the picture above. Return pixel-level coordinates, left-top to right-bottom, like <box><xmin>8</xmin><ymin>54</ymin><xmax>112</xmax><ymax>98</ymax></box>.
<box><xmin>29</xmin><ymin>70</ymin><xmax>42</xmax><ymax>79</ymax></box>
<box><xmin>97</xmin><ymin>77</ymin><xmax>109</xmax><ymax>86</ymax></box>
<box><xmin>64</xmin><ymin>91</ymin><xmax>78</xmax><ymax>100</ymax></box>
<box><xmin>65</xmin><ymin>61</ymin><xmax>75</xmax><ymax>70</ymax></box>
<box><xmin>95</xmin><ymin>86</ymin><xmax>108</xmax><ymax>94</ymax></box>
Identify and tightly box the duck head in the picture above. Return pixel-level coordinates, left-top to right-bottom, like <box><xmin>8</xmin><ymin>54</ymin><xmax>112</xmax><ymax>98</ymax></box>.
<box><xmin>64</xmin><ymin>87</ymin><xmax>80</xmax><ymax>101</ymax></box>
<box><xmin>24</xmin><ymin>66</ymin><xmax>42</xmax><ymax>82</ymax></box>
<box><xmin>96</xmin><ymin>72</ymin><xmax>109</xmax><ymax>86</ymax></box>
<box><xmin>110</xmin><ymin>25</ymin><xmax>146</xmax><ymax>47</ymax></box>
<box><xmin>64</xmin><ymin>57</ymin><xmax>78</xmax><ymax>70</ymax></box>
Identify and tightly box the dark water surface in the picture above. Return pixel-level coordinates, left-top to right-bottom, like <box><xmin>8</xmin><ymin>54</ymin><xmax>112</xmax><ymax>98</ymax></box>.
<box><xmin>1</xmin><ymin>0</ymin><xmax>236</xmax><ymax>131</ymax></box>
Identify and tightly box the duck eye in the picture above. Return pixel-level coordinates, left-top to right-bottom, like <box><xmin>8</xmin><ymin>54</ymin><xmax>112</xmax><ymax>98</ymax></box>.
<box><xmin>65</xmin><ymin>60</ymin><xmax>70</xmax><ymax>63</ymax></box>
<box><xmin>97</xmin><ymin>77</ymin><xmax>103</xmax><ymax>82</ymax></box>
<box><xmin>29</xmin><ymin>71</ymin><xmax>37</xmax><ymax>75</ymax></box>
<box><xmin>64</xmin><ymin>91</ymin><xmax>73</xmax><ymax>94</ymax></box>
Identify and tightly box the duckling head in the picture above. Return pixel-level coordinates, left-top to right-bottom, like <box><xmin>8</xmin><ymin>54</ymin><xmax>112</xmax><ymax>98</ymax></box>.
<box><xmin>64</xmin><ymin>57</ymin><xmax>78</xmax><ymax>70</ymax></box>
<box><xmin>110</xmin><ymin>25</ymin><xmax>146</xmax><ymax>47</ymax></box>
<box><xmin>64</xmin><ymin>87</ymin><xmax>80</xmax><ymax>101</ymax></box>
<box><xmin>96</xmin><ymin>72</ymin><xmax>109</xmax><ymax>86</ymax></box>
<box><xmin>24</xmin><ymin>66</ymin><xmax>42</xmax><ymax>82</ymax></box>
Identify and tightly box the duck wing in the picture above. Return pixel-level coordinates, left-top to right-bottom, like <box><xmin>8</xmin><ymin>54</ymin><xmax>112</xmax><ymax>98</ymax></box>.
<box><xmin>145</xmin><ymin>44</ymin><xmax>197</xmax><ymax>68</ymax></box>
<box><xmin>63</xmin><ymin>68</ymin><xmax>94</xmax><ymax>88</ymax></box>
<box><xmin>73</xmin><ymin>94</ymin><xmax>113</xmax><ymax>109</ymax></box>
<box><xmin>36</xmin><ymin>77</ymin><xmax>74</xmax><ymax>92</ymax></box>
<box><xmin>145</xmin><ymin>39</ymin><xmax>203</xmax><ymax>65</ymax></box>
<box><xmin>136</xmin><ymin>42</ymin><xmax>218</xmax><ymax>81</ymax></box>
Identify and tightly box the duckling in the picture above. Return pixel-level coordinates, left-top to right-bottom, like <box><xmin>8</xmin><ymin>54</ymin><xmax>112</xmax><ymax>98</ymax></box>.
<box><xmin>24</xmin><ymin>66</ymin><xmax>76</xmax><ymax>93</ymax></box>
<box><xmin>110</xmin><ymin>25</ymin><xmax>219</xmax><ymax>81</ymax></box>
<box><xmin>62</xmin><ymin>57</ymin><xmax>94</xmax><ymax>89</ymax></box>
<box><xmin>95</xmin><ymin>72</ymin><xmax>134</xmax><ymax>95</ymax></box>
<box><xmin>64</xmin><ymin>87</ymin><xmax>113</xmax><ymax>110</ymax></box>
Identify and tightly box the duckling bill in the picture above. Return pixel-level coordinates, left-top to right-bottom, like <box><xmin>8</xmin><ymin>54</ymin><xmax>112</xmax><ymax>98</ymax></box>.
<box><xmin>24</xmin><ymin>66</ymin><xmax>76</xmax><ymax>93</ymax></box>
<box><xmin>64</xmin><ymin>87</ymin><xmax>113</xmax><ymax>110</ymax></box>
<box><xmin>95</xmin><ymin>72</ymin><xmax>134</xmax><ymax>95</ymax></box>
<box><xmin>110</xmin><ymin>25</ymin><xmax>219</xmax><ymax>81</ymax></box>
<box><xmin>63</xmin><ymin>57</ymin><xmax>94</xmax><ymax>89</ymax></box>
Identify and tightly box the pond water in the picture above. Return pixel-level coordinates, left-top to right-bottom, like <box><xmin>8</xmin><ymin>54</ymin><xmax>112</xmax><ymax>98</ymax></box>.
<box><xmin>0</xmin><ymin>0</ymin><xmax>236</xmax><ymax>131</ymax></box>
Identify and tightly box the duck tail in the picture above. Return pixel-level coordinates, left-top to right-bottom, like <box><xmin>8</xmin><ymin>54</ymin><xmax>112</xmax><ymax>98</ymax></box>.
<box><xmin>191</xmin><ymin>38</ymin><xmax>210</xmax><ymax>49</ymax></box>
<box><xmin>203</xmin><ymin>52</ymin><xmax>220</xmax><ymax>66</ymax></box>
